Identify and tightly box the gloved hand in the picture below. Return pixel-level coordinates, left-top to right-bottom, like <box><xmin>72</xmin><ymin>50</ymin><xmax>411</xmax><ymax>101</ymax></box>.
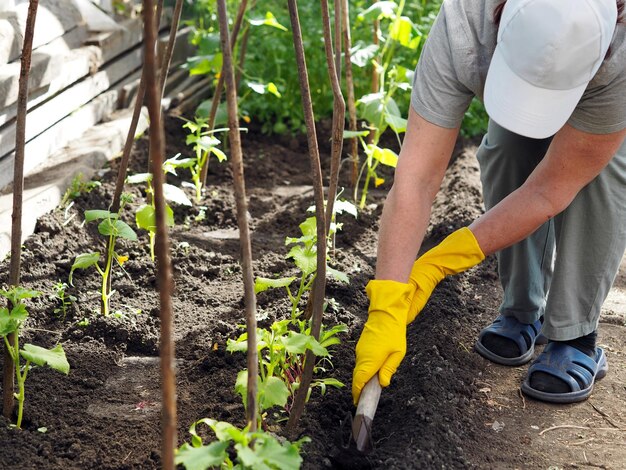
<box><xmin>352</xmin><ymin>280</ymin><xmax>412</xmax><ymax>404</ymax></box>
<box><xmin>407</xmin><ymin>227</ymin><xmax>485</xmax><ymax>322</ymax></box>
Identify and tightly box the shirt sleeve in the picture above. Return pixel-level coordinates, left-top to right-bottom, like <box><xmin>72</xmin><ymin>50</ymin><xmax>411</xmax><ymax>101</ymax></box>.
<box><xmin>410</xmin><ymin>7</ymin><xmax>474</xmax><ymax>129</ymax></box>
<box><xmin>568</xmin><ymin>72</ymin><xmax>626</xmax><ymax>134</ymax></box>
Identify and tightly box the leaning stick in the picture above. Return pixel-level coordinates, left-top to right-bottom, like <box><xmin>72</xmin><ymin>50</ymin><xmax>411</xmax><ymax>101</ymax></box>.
<box><xmin>341</xmin><ymin>0</ymin><xmax>359</xmax><ymax>193</ymax></box>
<box><xmin>285</xmin><ymin>0</ymin><xmax>328</xmax><ymax>435</ymax></box>
<box><xmin>216</xmin><ymin>0</ymin><xmax>259</xmax><ymax>432</ymax></box>
<box><xmin>199</xmin><ymin>0</ymin><xmax>249</xmax><ymax>188</ymax></box>
<box><xmin>143</xmin><ymin>1</ymin><xmax>177</xmax><ymax>468</ymax></box>
<box><xmin>320</xmin><ymin>0</ymin><xmax>346</xmax><ymax>236</ymax></box>
<box><xmin>3</xmin><ymin>0</ymin><xmax>39</xmax><ymax>420</ymax></box>
<box><xmin>110</xmin><ymin>0</ymin><xmax>164</xmax><ymax>216</ymax></box>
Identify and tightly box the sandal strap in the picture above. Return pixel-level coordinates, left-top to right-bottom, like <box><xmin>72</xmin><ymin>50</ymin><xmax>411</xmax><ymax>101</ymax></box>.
<box><xmin>528</xmin><ymin>342</ymin><xmax>600</xmax><ymax>392</ymax></box>
<box><xmin>479</xmin><ymin>315</ymin><xmax>542</xmax><ymax>355</ymax></box>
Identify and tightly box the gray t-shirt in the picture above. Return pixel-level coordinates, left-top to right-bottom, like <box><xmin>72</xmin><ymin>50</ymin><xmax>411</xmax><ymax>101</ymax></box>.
<box><xmin>411</xmin><ymin>0</ymin><xmax>626</xmax><ymax>134</ymax></box>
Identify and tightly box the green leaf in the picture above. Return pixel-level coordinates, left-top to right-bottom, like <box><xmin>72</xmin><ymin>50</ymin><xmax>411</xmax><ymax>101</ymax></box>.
<box><xmin>343</xmin><ymin>129</ymin><xmax>370</xmax><ymax>139</ymax></box>
<box><xmin>385</xmin><ymin>112</ymin><xmax>408</xmax><ymax>133</ymax></box>
<box><xmin>0</xmin><ymin>287</ymin><xmax>41</xmax><ymax>304</ymax></box>
<box><xmin>136</xmin><ymin>204</ymin><xmax>156</xmax><ymax>232</ymax></box>
<box><xmin>267</xmin><ymin>82</ymin><xmax>281</xmax><ymax>98</ymax></box>
<box><xmin>20</xmin><ymin>343</ymin><xmax>70</xmax><ymax>375</ymax></box>
<box><xmin>175</xmin><ymin>441</ymin><xmax>229</xmax><ymax>470</ymax></box>
<box><xmin>389</xmin><ymin>16</ymin><xmax>414</xmax><ymax>47</ymax></box>
<box><xmin>249</xmin><ymin>434</ymin><xmax>304</xmax><ymax>469</ymax></box>
<box><xmin>85</xmin><ymin>209</ymin><xmax>115</xmax><ymax>223</ymax></box>
<box><xmin>226</xmin><ymin>336</ymin><xmax>248</xmax><ymax>353</ymax></box>
<box><xmin>247</xmin><ymin>82</ymin><xmax>267</xmax><ymax>94</ymax></box>
<box><xmin>358</xmin><ymin>1</ymin><xmax>397</xmax><ymax>21</ymax></box>
<box><xmin>0</xmin><ymin>307</ymin><xmax>20</xmax><ymax>336</ymax></box>
<box><xmin>254</xmin><ymin>276</ymin><xmax>296</xmax><ymax>294</ymax></box>
<box><xmin>334</xmin><ymin>199</ymin><xmax>358</xmax><ymax>217</ymax></box>
<box><xmin>98</xmin><ymin>219</ymin><xmax>138</xmax><ymax>241</ymax></box>
<box><xmin>349</xmin><ymin>42</ymin><xmax>379</xmax><ymax>68</ymax></box>
<box><xmin>164</xmin><ymin>184</ymin><xmax>192</xmax><ymax>206</ymax></box>
<box><xmin>286</xmin><ymin>245</ymin><xmax>317</xmax><ymax>276</ymax></box>
<box><xmin>299</xmin><ymin>217</ymin><xmax>317</xmax><ymax>237</ymax></box>
<box><xmin>70</xmin><ymin>252</ymin><xmax>100</xmax><ymax>284</ymax></box>
<box><xmin>126</xmin><ymin>173</ymin><xmax>152</xmax><ymax>184</ymax></box>
<box><xmin>234</xmin><ymin>369</ymin><xmax>248</xmax><ymax>407</ymax></box>
<box><xmin>209</xmin><ymin>146</ymin><xmax>228</xmax><ymax>163</ymax></box>
<box><xmin>282</xmin><ymin>332</ymin><xmax>328</xmax><ymax>357</ymax></box>
<box><xmin>327</xmin><ymin>267</ymin><xmax>349</xmax><ymax>284</ymax></box>
<box><xmin>368</xmin><ymin>145</ymin><xmax>399</xmax><ymax>168</ymax></box>
<box><xmin>259</xmin><ymin>376</ymin><xmax>289</xmax><ymax>410</ymax></box>
<box><xmin>249</xmin><ymin>11</ymin><xmax>288</xmax><ymax>31</ymax></box>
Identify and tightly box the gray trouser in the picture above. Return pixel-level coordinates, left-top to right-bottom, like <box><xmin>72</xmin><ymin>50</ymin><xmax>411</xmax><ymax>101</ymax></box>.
<box><xmin>476</xmin><ymin>120</ymin><xmax>626</xmax><ymax>340</ymax></box>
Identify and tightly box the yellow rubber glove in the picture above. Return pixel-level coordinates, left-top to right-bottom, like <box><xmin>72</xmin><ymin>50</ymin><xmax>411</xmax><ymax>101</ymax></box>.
<box><xmin>407</xmin><ymin>227</ymin><xmax>485</xmax><ymax>323</ymax></box>
<box><xmin>352</xmin><ymin>279</ymin><xmax>412</xmax><ymax>405</ymax></box>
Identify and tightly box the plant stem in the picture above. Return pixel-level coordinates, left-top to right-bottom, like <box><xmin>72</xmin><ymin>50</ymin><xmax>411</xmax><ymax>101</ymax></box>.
<box><xmin>101</xmin><ymin>234</ymin><xmax>116</xmax><ymax>316</ymax></box>
<box><xmin>15</xmin><ymin>359</ymin><xmax>31</xmax><ymax>430</ymax></box>
<box><xmin>4</xmin><ymin>0</ymin><xmax>39</xmax><ymax>420</ymax></box>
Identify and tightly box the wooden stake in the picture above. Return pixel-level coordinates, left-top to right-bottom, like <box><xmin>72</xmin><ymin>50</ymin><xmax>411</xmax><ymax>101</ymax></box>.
<box><xmin>216</xmin><ymin>0</ymin><xmax>259</xmax><ymax>431</ymax></box>
<box><xmin>285</xmin><ymin>0</ymin><xmax>328</xmax><ymax>435</ymax></box>
<box><xmin>199</xmin><ymin>0</ymin><xmax>249</xmax><ymax>188</ymax></box>
<box><xmin>3</xmin><ymin>0</ymin><xmax>39</xmax><ymax>421</ymax></box>
<box><xmin>143</xmin><ymin>1</ymin><xmax>177</xmax><ymax>468</ymax></box>
<box><xmin>341</xmin><ymin>0</ymin><xmax>359</xmax><ymax>193</ymax></box>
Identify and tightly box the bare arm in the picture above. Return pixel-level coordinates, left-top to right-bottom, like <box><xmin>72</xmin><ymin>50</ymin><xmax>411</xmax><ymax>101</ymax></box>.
<box><xmin>470</xmin><ymin>124</ymin><xmax>626</xmax><ymax>255</ymax></box>
<box><xmin>376</xmin><ymin>108</ymin><xmax>460</xmax><ymax>281</ymax></box>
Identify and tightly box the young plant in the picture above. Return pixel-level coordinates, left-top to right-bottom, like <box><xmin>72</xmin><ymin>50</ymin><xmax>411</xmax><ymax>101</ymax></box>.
<box><xmin>254</xmin><ymin>198</ymin><xmax>356</xmax><ymax>318</ymax></box>
<box><xmin>176</xmin><ymin>418</ymin><xmax>309</xmax><ymax>470</ymax></box>
<box><xmin>127</xmin><ymin>161</ymin><xmax>192</xmax><ymax>260</ymax></box>
<box><xmin>182</xmin><ymin>117</ymin><xmax>228</xmax><ymax>201</ymax></box>
<box><xmin>228</xmin><ymin>318</ymin><xmax>346</xmax><ymax>417</ymax></box>
<box><xmin>49</xmin><ymin>281</ymin><xmax>76</xmax><ymax>320</ymax></box>
<box><xmin>60</xmin><ymin>173</ymin><xmax>102</xmax><ymax>208</ymax></box>
<box><xmin>0</xmin><ymin>287</ymin><xmax>70</xmax><ymax>428</ymax></box>
<box><xmin>349</xmin><ymin>1</ymin><xmax>420</xmax><ymax>207</ymax></box>
<box><xmin>69</xmin><ymin>193</ymin><xmax>137</xmax><ymax>316</ymax></box>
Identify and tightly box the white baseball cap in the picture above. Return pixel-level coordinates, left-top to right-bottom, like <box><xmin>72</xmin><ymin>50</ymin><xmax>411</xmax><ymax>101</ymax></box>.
<box><xmin>484</xmin><ymin>0</ymin><xmax>617</xmax><ymax>139</ymax></box>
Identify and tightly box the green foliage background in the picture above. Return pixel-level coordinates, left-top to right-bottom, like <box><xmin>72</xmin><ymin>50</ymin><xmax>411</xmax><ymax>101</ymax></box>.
<box><xmin>182</xmin><ymin>0</ymin><xmax>487</xmax><ymax>137</ymax></box>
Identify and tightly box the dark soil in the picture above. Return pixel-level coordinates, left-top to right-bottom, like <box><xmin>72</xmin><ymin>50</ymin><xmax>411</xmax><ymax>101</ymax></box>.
<box><xmin>0</xmin><ymin>117</ymin><xmax>622</xmax><ymax>470</ymax></box>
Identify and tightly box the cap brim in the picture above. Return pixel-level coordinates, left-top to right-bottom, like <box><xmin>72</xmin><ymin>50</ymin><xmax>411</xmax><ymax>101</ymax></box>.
<box><xmin>484</xmin><ymin>47</ymin><xmax>587</xmax><ymax>139</ymax></box>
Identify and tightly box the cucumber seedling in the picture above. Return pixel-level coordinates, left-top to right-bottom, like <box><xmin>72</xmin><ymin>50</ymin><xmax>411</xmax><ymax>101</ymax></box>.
<box><xmin>70</xmin><ymin>193</ymin><xmax>137</xmax><ymax>316</ymax></box>
<box><xmin>0</xmin><ymin>287</ymin><xmax>70</xmax><ymax>428</ymax></box>
<box><xmin>182</xmin><ymin>116</ymin><xmax>228</xmax><ymax>202</ymax></box>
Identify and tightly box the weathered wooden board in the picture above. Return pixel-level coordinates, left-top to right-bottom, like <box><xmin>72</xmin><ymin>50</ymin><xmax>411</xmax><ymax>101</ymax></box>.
<box><xmin>0</xmin><ymin>46</ymin><xmax>143</xmax><ymax>157</ymax></box>
<box><xmin>0</xmin><ymin>106</ymin><xmax>149</xmax><ymax>259</ymax></box>
<box><xmin>0</xmin><ymin>0</ymin><xmax>84</xmax><ymax>65</ymax></box>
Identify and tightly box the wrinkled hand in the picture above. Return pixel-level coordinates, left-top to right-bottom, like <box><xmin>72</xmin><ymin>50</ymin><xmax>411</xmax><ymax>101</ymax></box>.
<box><xmin>407</xmin><ymin>227</ymin><xmax>485</xmax><ymax>322</ymax></box>
<box><xmin>352</xmin><ymin>280</ymin><xmax>413</xmax><ymax>405</ymax></box>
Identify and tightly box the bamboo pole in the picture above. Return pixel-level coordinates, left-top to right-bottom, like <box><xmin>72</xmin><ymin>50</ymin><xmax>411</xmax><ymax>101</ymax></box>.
<box><xmin>216</xmin><ymin>0</ymin><xmax>259</xmax><ymax>431</ymax></box>
<box><xmin>199</xmin><ymin>0</ymin><xmax>249</xmax><ymax>188</ymax></box>
<box><xmin>3</xmin><ymin>0</ymin><xmax>39</xmax><ymax>420</ymax></box>
<box><xmin>342</xmin><ymin>0</ymin><xmax>359</xmax><ymax>192</ymax></box>
<box><xmin>285</xmin><ymin>0</ymin><xmax>329</xmax><ymax>435</ymax></box>
<box><xmin>143</xmin><ymin>1</ymin><xmax>177</xmax><ymax>468</ymax></box>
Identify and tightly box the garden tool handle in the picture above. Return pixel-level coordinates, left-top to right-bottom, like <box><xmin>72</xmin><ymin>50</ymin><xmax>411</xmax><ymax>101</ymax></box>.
<box><xmin>352</xmin><ymin>374</ymin><xmax>382</xmax><ymax>453</ymax></box>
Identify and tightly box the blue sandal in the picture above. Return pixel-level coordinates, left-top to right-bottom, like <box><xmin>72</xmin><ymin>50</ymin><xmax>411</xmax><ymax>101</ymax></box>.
<box><xmin>521</xmin><ymin>342</ymin><xmax>608</xmax><ymax>404</ymax></box>
<box><xmin>475</xmin><ymin>315</ymin><xmax>546</xmax><ymax>366</ymax></box>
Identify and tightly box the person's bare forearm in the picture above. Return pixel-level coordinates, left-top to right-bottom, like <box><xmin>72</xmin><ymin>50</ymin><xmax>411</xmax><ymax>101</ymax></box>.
<box><xmin>375</xmin><ymin>109</ymin><xmax>460</xmax><ymax>282</ymax></box>
<box><xmin>470</xmin><ymin>124</ymin><xmax>626</xmax><ymax>256</ymax></box>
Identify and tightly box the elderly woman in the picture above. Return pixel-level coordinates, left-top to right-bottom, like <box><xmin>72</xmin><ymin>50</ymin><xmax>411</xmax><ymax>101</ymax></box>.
<box><xmin>353</xmin><ymin>0</ymin><xmax>626</xmax><ymax>404</ymax></box>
